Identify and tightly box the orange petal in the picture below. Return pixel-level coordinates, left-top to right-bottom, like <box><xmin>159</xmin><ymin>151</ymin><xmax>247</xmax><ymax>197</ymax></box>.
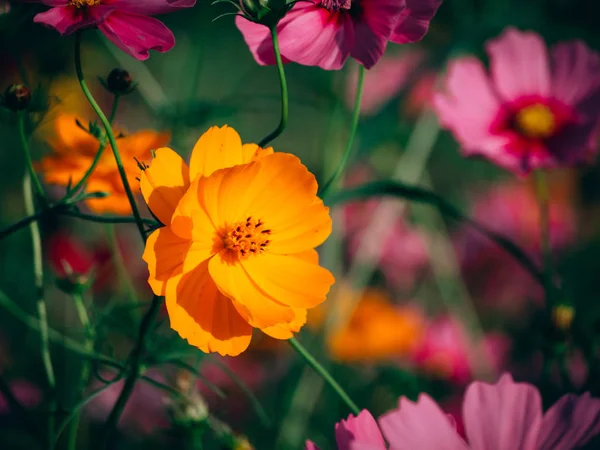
<box><xmin>166</xmin><ymin>261</ymin><xmax>253</xmax><ymax>356</ymax></box>
<box><xmin>208</xmin><ymin>251</ymin><xmax>295</xmax><ymax>328</ymax></box>
<box><xmin>49</xmin><ymin>114</ymin><xmax>100</xmax><ymax>156</ymax></box>
<box><xmin>142</xmin><ymin>227</ymin><xmax>190</xmax><ymax>295</ymax></box>
<box><xmin>118</xmin><ymin>130</ymin><xmax>171</xmax><ymax>160</ymax></box>
<box><xmin>189</xmin><ymin>126</ymin><xmax>244</xmax><ymax>180</ymax></box>
<box><xmin>140</xmin><ymin>147</ymin><xmax>190</xmax><ymax>225</ymax></box>
<box><xmin>241</xmin><ymin>143</ymin><xmax>274</xmax><ymax>163</ymax></box>
<box><xmin>262</xmin><ymin>307</ymin><xmax>307</xmax><ymax>340</ymax></box>
<box><xmin>242</xmin><ymin>252</ymin><xmax>335</xmax><ymax>309</ymax></box>
<box><xmin>171</xmin><ymin>180</ymin><xmax>218</xmax><ymax>241</ymax></box>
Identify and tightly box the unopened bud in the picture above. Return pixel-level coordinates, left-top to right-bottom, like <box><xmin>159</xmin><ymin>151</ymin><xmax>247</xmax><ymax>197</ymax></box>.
<box><xmin>55</xmin><ymin>274</ymin><xmax>88</xmax><ymax>296</ymax></box>
<box><xmin>552</xmin><ymin>304</ymin><xmax>575</xmax><ymax>332</ymax></box>
<box><xmin>2</xmin><ymin>84</ymin><xmax>31</xmax><ymax>112</ymax></box>
<box><xmin>100</xmin><ymin>69</ymin><xmax>136</xmax><ymax>95</ymax></box>
<box><xmin>238</xmin><ymin>0</ymin><xmax>294</xmax><ymax>28</ymax></box>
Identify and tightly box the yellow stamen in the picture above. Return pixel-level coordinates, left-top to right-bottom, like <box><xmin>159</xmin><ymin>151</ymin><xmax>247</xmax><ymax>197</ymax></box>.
<box><xmin>515</xmin><ymin>104</ymin><xmax>556</xmax><ymax>139</ymax></box>
<box><xmin>223</xmin><ymin>216</ymin><xmax>271</xmax><ymax>259</ymax></box>
<box><xmin>68</xmin><ymin>0</ymin><xmax>101</xmax><ymax>8</ymax></box>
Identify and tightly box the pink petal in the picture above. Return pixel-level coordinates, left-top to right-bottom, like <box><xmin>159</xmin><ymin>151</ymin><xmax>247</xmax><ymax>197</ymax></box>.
<box><xmin>305</xmin><ymin>441</ymin><xmax>320</xmax><ymax>450</ymax></box>
<box><xmin>350</xmin><ymin>0</ymin><xmax>405</xmax><ymax>69</ymax></box>
<box><xmin>433</xmin><ymin>57</ymin><xmax>513</xmax><ymax>167</ymax></box>
<box><xmin>537</xmin><ymin>392</ymin><xmax>600</xmax><ymax>450</ymax></box>
<box><xmin>235</xmin><ymin>15</ymin><xmax>280</xmax><ymax>66</ymax></box>
<box><xmin>335</xmin><ymin>411</ymin><xmax>386</xmax><ymax>450</ymax></box>
<box><xmin>485</xmin><ymin>27</ymin><xmax>551</xmax><ymax>101</ymax></box>
<box><xmin>390</xmin><ymin>0</ymin><xmax>442</xmax><ymax>44</ymax></box>
<box><xmin>463</xmin><ymin>373</ymin><xmax>542</xmax><ymax>450</ymax></box>
<box><xmin>108</xmin><ymin>0</ymin><xmax>195</xmax><ymax>15</ymax></box>
<box><xmin>551</xmin><ymin>40</ymin><xmax>600</xmax><ymax>107</ymax></box>
<box><xmin>98</xmin><ymin>11</ymin><xmax>175</xmax><ymax>60</ymax></box>
<box><xmin>33</xmin><ymin>5</ymin><xmax>113</xmax><ymax>35</ymax></box>
<box><xmin>379</xmin><ymin>395</ymin><xmax>468</xmax><ymax>449</ymax></box>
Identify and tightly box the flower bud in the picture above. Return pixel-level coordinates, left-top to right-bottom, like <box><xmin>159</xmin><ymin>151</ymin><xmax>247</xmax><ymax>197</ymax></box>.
<box><xmin>100</xmin><ymin>69</ymin><xmax>136</xmax><ymax>95</ymax></box>
<box><xmin>238</xmin><ymin>0</ymin><xmax>294</xmax><ymax>28</ymax></box>
<box><xmin>2</xmin><ymin>84</ymin><xmax>31</xmax><ymax>112</ymax></box>
<box><xmin>552</xmin><ymin>304</ymin><xmax>575</xmax><ymax>332</ymax></box>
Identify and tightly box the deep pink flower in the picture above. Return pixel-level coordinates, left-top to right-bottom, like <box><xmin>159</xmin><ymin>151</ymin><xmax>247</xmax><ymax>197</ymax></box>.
<box><xmin>306</xmin><ymin>410</ymin><xmax>386</xmax><ymax>450</ymax></box>
<box><xmin>434</xmin><ymin>28</ymin><xmax>600</xmax><ymax>174</ymax></box>
<box><xmin>31</xmin><ymin>0</ymin><xmax>196</xmax><ymax>60</ymax></box>
<box><xmin>309</xmin><ymin>374</ymin><xmax>600</xmax><ymax>449</ymax></box>
<box><xmin>411</xmin><ymin>316</ymin><xmax>510</xmax><ymax>384</ymax></box>
<box><xmin>236</xmin><ymin>0</ymin><xmax>441</xmax><ymax>70</ymax></box>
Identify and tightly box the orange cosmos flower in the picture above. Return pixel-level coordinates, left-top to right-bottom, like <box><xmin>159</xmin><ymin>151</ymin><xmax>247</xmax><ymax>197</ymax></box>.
<box><xmin>140</xmin><ymin>125</ymin><xmax>335</xmax><ymax>356</ymax></box>
<box><xmin>327</xmin><ymin>289</ymin><xmax>424</xmax><ymax>362</ymax></box>
<box><xmin>38</xmin><ymin>114</ymin><xmax>170</xmax><ymax>214</ymax></box>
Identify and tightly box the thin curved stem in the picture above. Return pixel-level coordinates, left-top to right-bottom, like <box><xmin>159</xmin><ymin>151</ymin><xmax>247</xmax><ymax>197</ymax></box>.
<box><xmin>288</xmin><ymin>337</ymin><xmax>360</xmax><ymax>415</ymax></box>
<box><xmin>319</xmin><ymin>64</ymin><xmax>365</xmax><ymax>199</ymax></box>
<box><xmin>534</xmin><ymin>170</ymin><xmax>555</xmax><ymax>305</ymax></box>
<box><xmin>60</xmin><ymin>209</ymin><xmax>156</xmax><ymax>226</ymax></box>
<box><xmin>69</xmin><ymin>141</ymin><xmax>107</xmax><ymax>196</ymax></box>
<box><xmin>18</xmin><ymin>112</ymin><xmax>45</xmax><ymax>200</ymax></box>
<box><xmin>74</xmin><ymin>31</ymin><xmax>146</xmax><ymax>241</ymax></box>
<box><xmin>108</xmin><ymin>94</ymin><xmax>120</xmax><ymax>125</ymax></box>
<box><xmin>258</xmin><ymin>27</ymin><xmax>289</xmax><ymax>148</ymax></box>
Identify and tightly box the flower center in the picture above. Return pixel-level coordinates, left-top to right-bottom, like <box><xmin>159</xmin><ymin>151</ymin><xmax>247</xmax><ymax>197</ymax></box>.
<box><xmin>68</xmin><ymin>0</ymin><xmax>101</xmax><ymax>8</ymax></box>
<box><xmin>321</xmin><ymin>0</ymin><xmax>352</xmax><ymax>11</ymax></box>
<box><xmin>222</xmin><ymin>216</ymin><xmax>271</xmax><ymax>259</ymax></box>
<box><xmin>515</xmin><ymin>103</ymin><xmax>556</xmax><ymax>139</ymax></box>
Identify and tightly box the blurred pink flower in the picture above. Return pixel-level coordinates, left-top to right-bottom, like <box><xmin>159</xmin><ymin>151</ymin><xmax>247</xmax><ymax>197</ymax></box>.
<box><xmin>31</xmin><ymin>0</ymin><xmax>196</xmax><ymax>60</ymax></box>
<box><xmin>86</xmin><ymin>369</ymin><xmax>169</xmax><ymax>435</ymax></box>
<box><xmin>412</xmin><ymin>316</ymin><xmax>510</xmax><ymax>384</ymax></box>
<box><xmin>434</xmin><ymin>27</ymin><xmax>600</xmax><ymax>174</ymax></box>
<box><xmin>0</xmin><ymin>380</ymin><xmax>42</xmax><ymax>413</ymax></box>
<box><xmin>236</xmin><ymin>0</ymin><xmax>441</xmax><ymax>70</ymax></box>
<box><xmin>309</xmin><ymin>374</ymin><xmax>600</xmax><ymax>449</ymax></box>
<box><xmin>344</xmin><ymin>50</ymin><xmax>426</xmax><ymax>116</ymax></box>
<box><xmin>403</xmin><ymin>71</ymin><xmax>437</xmax><ymax>117</ymax></box>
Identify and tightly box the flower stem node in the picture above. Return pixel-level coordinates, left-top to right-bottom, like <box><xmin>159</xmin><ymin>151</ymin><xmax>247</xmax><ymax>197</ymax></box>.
<box><xmin>552</xmin><ymin>304</ymin><xmax>575</xmax><ymax>333</ymax></box>
<box><xmin>100</xmin><ymin>69</ymin><xmax>137</xmax><ymax>96</ymax></box>
<box><xmin>55</xmin><ymin>275</ymin><xmax>89</xmax><ymax>296</ymax></box>
<box><xmin>2</xmin><ymin>84</ymin><xmax>32</xmax><ymax>112</ymax></box>
<box><xmin>239</xmin><ymin>0</ymin><xmax>295</xmax><ymax>28</ymax></box>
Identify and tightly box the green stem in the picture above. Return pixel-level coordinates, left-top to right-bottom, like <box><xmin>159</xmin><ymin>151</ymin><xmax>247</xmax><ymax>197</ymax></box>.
<box><xmin>60</xmin><ymin>209</ymin><xmax>156</xmax><ymax>226</ymax></box>
<box><xmin>70</xmin><ymin>141</ymin><xmax>107</xmax><ymax>196</ymax></box>
<box><xmin>108</xmin><ymin>94</ymin><xmax>120</xmax><ymax>125</ymax></box>
<box><xmin>18</xmin><ymin>112</ymin><xmax>45</xmax><ymax>201</ymax></box>
<box><xmin>288</xmin><ymin>337</ymin><xmax>360</xmax><ymax>415</ymax></box>
<box><xmin>74</xmin><ymin>31</ymin><xmax>146</xmax><ymax>241</ymax></box>
<box><xmin>258</xmin><ymin>27</ymin><xmax>289</xmax><ymax>148</ymax></box>
<box><xmin>23</xmin><ymin>173</ymin><xmax>56</xmax><ymax>447</ymax></box>
<box><xmin>319</xmin><ymin>64</ymin><xmax>366</xmax><ymax>199</ymax></box>
<box><xmin>534</xmin><ymin>170</ymin><xmax>554</xmax><ymax>306</ymax></box>
<box><xmin>105</xmin><ymin>224</ymin><xmax>137</xmax><ymax>302</ymax></box>
<box><xmin>100</xmin><ymin>295</ymin><xmax>164</xmax><ymax>447</ymax></box>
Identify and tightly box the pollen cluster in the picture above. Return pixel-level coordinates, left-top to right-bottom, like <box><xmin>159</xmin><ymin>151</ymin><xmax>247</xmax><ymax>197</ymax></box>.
<box><xmin>223</xmin><ymin>217</ymin><xmax>271</xmax><ymax>259</ymax></box>
<box><xmin>515</xmin><ymin>103</ymin><xmax>556</xmax><ymax>139</ymax></box>
<box><xmin>68</xmin><ymin>0</ymin><xmax>101</xmax><ymax>8</ymax></box>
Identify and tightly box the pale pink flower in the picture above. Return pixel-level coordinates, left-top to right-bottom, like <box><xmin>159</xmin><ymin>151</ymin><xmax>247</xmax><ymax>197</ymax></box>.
<box><xmin>236</xmin><ymin>0</ymin><xmax>441</xmax><ymax>70</ymax></box>
<box><xmin>30</xmin><ymin>0</ymin><xmax>196</xmax><ymax>60</ymax></box>
<box><xmin>0</xmin><ymin>380</ymin><xmax>42</xmax><ymax>413</ymax></box>
<box><xmin>308</xmin><ymin>374</ymin><xmax>600</xmax><ymax>449</ymax></box>
<box><xmin>434</xmin><ymin>27</ymin><xmax>600</xmax><ymax>174</ymax></box>
<box><xmin>345</xmin><ymin>49</ymin><xmax>426</xmax><ymax>116</ymax></box>
<box><xmin>411</xmin><ymin>316</ymin><xmax>510</xmax><ymax>384</ymax></box>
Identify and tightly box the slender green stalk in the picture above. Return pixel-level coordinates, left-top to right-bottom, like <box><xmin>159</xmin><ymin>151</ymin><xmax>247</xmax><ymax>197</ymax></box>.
<box><xmin>18</xmin><ymin>113</ymin><xmax>45</xmax><ymax>200</ymax></box>
<box><xmin>319</xmin><ymin>64</ymin><xmax>366</xmax><ymax>199</ymax></box>
<box><xmin>23</xmin><ymin>173</ymin><xmax>56</xmax><ymax>446</ymax></box>
<box><xmin>288</xmin><ymin>337</ymin><xmax>360</xmax><ymax>415</ymax></box>
<box><xmin>74</xmin><ymin>31</ymin><xmax>146</xmax><ymax>241</ymax></box>
<box><xmin>534</xmin><ymin>170</ymin><xmax>555</xmax><ymax>305</ymax></box>
<box><xmin>70</xmin><ymin>141</ymin><xmax>107</xmax><ymax>196</ymax></box>
<box><xmin>108</xmin><ymin>94</ymin><xmax>120</xmax><ymax>125</ymax></box>
<box><xmin>105</xmin><ymin>224</ymin><xmax>137</xmax><ymax>302</ymax></box>
<box><xmin>100</xmin><ymin>295</ymin><xmax>164</xmax><ymax>447</ymax></box>
<box><xmin>67</xmin><ymin>292</ymin><xmax>95</xmax><ymax>450</ymax></box>
<box><xmin>258</xmin><ymin>27</ymin><xmax>289</xmax><ymax>148</ymax></box>
<box><xmin>60</xmin><ymin>210</ymin><xmax>156</xmax><ymax>226</ymax></box>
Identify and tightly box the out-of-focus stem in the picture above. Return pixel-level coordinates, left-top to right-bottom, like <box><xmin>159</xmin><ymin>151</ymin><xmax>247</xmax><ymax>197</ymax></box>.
<box><xmin>18</xmin><ymin>113</ymin><xmax>45</xmax><ymax>201</ymax></box>
<box><xmin>534</xmin><ymin>170</ymin><xmax>554</xmax><ymax>306</ymax></box>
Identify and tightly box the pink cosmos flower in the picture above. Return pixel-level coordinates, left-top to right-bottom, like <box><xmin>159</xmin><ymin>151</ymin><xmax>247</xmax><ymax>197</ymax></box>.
<box><xmin>434</xmin><ymin>27</ymin><xmax>600</xmax><ymax>174</ymax></box>
<box><xmin>30</xmin><ymin>0</ymin><xmax>196</xmax><ymax>60</ymax></box>
<box><xmin>236</xmin><ymin>0</ymin><xmax>442</xmax><ymax>70</ymax></box>
<box><xmin>306</xmin><ymin>373</ymin><xmax>600</xmax><ymax>449</ymax></box>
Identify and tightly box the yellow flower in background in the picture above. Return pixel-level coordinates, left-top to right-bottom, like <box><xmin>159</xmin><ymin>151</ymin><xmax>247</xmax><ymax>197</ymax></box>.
<box><xmin>141</xmin><ymin>125</ymin><xmax>335</xmax><ymax>356</ymax></box>
<box><xmin>38</xmin><ymin>114</ymin><xmax>170</xmax><ymax>214</ymax></box>
<box><xmin>327</xmin><ymin>289</ymin><xmax>424</xmax><ymax>363</ymax></box>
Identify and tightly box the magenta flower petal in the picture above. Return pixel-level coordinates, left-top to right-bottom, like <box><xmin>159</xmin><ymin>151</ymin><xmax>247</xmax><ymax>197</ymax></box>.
<box><xmin>109</xmin><ymin>0</ymin><xmax>196</xmax><ymax>15</ymax></box>
<box><xmin>463</xmin><ymin>374</ymin><xmax>542</xmax><ymax>450</ymax></box>
<box><xmin>98</xmin><ymin>11</ymin><xmax>175</xmax><ymax>60</ymax></box>
<box><xmin>33</xmin><ymin>5</ymin><xmax>113</xmax><ymax>35</ymax></box>
<box><xmin>305</xmin><ymin>441</ymin><xmax>320</xmax><ymax>450</ymax></box>
<box><xmin>485</xmin><ymin>27</ymin><xmax>551</xmax><ymax>101</ymax></box>
<box><xmin>379</xmin><ymin>395</ymin><xmax>468</xmax><ymax>449</ymax></box>
<box><xmin>335</xmin><ymin>411</ymin><xmax>386</xmax><ymax>450</ymax></box>
<box><xmin>235</xmin><ymin>15</ymin><xmax>286</xmax><ymax>66</ymax></box>
<box><xmin>390</xmin><ymin>0</ymin><xmax>442</xmax><ymax>44</ymax></box>
<box><xmin>349</xmin><ymin>0</ymin><xmax>405</xmax><ymax>69</ymax></box>
<box><xmin>537</xmin><ymin>392</ymin><xmax>600</xmax><ymax>450</ymax></box>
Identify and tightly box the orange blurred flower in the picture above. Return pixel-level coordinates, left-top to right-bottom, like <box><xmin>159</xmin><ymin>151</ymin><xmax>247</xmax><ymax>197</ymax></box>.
<box><xmin>140</xmin><ymin>125</ymin><xmax>335</xmax><ymax>356</ymax></box>
<box><xmin>38</xmin><ymin>114</ymin><xmax>170</xmax><ymax>214</ymax></box>
<box><xmin>327</xmin><ymin>289</ymin><xmax>424</xmax><ymax>363</ymax></box>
